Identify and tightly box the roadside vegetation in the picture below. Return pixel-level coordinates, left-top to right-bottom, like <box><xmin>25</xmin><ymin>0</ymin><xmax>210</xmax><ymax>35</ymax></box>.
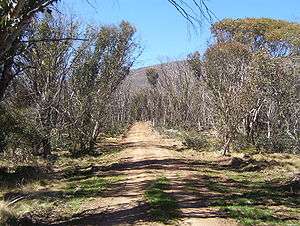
<box><xmin>0</xmin><ymin>1</ymin><xmax>299</xmax><ymax>225</ymax></box>
<box><xmin>0</xmin><ymin>135</ymin><xmax>126</xmax><ymax>224</ymax></box>
<box><xmin>176</xmin><ymin>146</ymin><xmax>300</xmax><ymax>225</ymax></box>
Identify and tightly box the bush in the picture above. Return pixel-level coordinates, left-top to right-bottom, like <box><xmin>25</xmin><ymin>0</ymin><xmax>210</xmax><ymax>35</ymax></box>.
<box><xmin>254</xmin><ymin>133</ymin><xmax>299</xmax><ymax>153</ymax></box>
<box><xmin>70</xmin><ymin>147</ymin><xmax>102</xmax><ymax>158</ymax></box>
<box><xmin>104</xmin><ymin>123</ymin><xmax>129</xmax><ymax>138</ymax></box>
<box><xmin>0</xmin><ymin>105</ymin><xmax>16</xmax><ymax>153</ymax></box>
<box><xmin>0</xmin><ymin>201</ymin><xmax>18</xmax><ymax>226</ymax></box>
<box><xmin>183</xmin><ymin>133</ymin><xmax>209</xmax><ymax>150</ymax></box>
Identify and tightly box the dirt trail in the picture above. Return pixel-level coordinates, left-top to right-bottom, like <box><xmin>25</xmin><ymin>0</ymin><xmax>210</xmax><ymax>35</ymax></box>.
<box><xmin>56</xmin><ymin>122</ymin><xmax>237</xmax><ymax>226</ymax></box>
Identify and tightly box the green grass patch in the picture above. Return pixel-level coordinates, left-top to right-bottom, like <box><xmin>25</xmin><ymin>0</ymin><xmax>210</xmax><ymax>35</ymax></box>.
<box><xmin>65</xmin><ymin>175</ymin><xmax>122</xmax><ymax>196</ymax></box>
<box><xmin>220</xmin><ymin>205</ymin><xmax>299</xmax><ymax>226</ymax></box>
<box><xmin>190</xmin><ymin>155</ymin><xmax>300</xmax><ymax>225</ymax></box>
<box><xmin>11</xmin><ymin>175</ymin><xmax>123</xmax><ymax>220</ymax></box>
<box><xmin>145</xmin><ymin>176</ymin><xmax>179</xmax><ymax>223</ymax></box>
<box><xmin>204</xmin><ymin>179</ymin><xmax>230</xmax><ymax>193</ymax></box>
<box><xmin>185</xmin><ymin>181</ymin><xmax>198</xmax><ymax>193</ymax></box>
<box><xmin>183</xmin><ymin>133</ymin><xmax>209</xmax><ymax>150</ymax></box>
<box><xmin>14</xmin><ymin>197</ymin><xmax>91</xmax><ymax>219</ymax></box>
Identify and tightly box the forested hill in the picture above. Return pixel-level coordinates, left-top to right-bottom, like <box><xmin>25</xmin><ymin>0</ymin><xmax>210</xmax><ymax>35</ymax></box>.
<box><xmin>128</xmin><ymin>60</ymin><xmax>187</xmax><ymax>88</ymax></box>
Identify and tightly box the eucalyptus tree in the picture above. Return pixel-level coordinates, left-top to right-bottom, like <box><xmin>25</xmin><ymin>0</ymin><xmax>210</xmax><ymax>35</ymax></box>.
<box><xmin>5</xmin><ymin>14</ymin><xmax>79</xmax><ymax>158</ymax></box>
<box><xmin>249</xmin><ymin>53</ymin><xmax>299</xmax><ymax>152</ymax></box>
<box><xmin>0</xmin><ymin>0</ymin><xmax>59</xmax><ymax>101</ymax></box>
<box><xmin>212</xmin><ymin>18</ymin><xmax>300</xmax><ymax>57</ymax></box>
<box><xmin>212</xmin><ymin>18</ymin><xmax>300</xmax><ymax>152</ymax></box>
<box><xmin>64</xmin><ymin>21</ymin><xmax>140</xmax><ymax>152</ymax></box>
<box><xmin>186</xmin><ymin>18</ymin><xmax>300</xmax><ymax>154</ymax></box>
<box><xmin>191</xmin><ymin>41</ymin><xmax>254</xmax><ymax>155</ymax></box>
<box><xmin>0</xmin><ymin>0</ymin><xmax>211</xmax><ymax>101</ymax></box>
<box><xmin>129</xmin><ymin>61</ymin><xmax>208</xmax><ymax>130</ymax></box>
<box><xmin>155</xmin><ymin>61</ymin><xmax>206</xmax><ymax>129</ymax></box>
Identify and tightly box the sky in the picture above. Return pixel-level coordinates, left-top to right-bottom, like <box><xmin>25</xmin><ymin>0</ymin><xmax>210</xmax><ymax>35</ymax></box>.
<box><xmin>59</xmin><ymin>0</ymin><xmax>300</xmax><ymax>68</ymax></box>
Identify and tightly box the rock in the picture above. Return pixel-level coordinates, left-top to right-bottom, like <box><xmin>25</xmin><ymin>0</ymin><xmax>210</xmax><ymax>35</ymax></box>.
<box><xmin>242</xmin><ymin>153</ymin><xmax>251</xmax><ymax>160</ymax></box>
<box><xmin>229</xmin><ymin>157</ymin><xmax>244</xmax><ymax>168</ymax></box>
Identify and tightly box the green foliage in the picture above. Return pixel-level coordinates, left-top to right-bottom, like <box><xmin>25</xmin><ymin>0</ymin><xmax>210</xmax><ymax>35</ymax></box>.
<box><xmin>66</xmin><ymin>176</ymin><xmax>120</xmax><ymax>196</ymax></box>
<box><xmin>221</xmin><ymin>206</ymin><xmax>274</xmax><ymax>225</ymax></box>
<box><xmin>188</xmin><ymin>21</ymin><xmax>299</xmax><ymax>154</ymax></box>
<box><xmin>191</xmin><ymin>41</ymin><xmax>254</xmax><ymax>154</ymax></box>
<box><xmin>146</xmin><ymin>68</ymin><xmax>159</xmax><ymax>87</ymax></box>
<box><xmin>183</xmin><ymin>133</ymin><xmax>209</xmax><ymax>150</ymax></box>
<box><xmin>65</xmin><ymin>21</ymin><xmax>139</xmax><ymax>153</ymax></box>
<box><xmin>0</xmin><ymin>105</ymin><xmax>16</xmax><ymax>152</ymax></box>
<box><xmin>212</xmin><ymin>18</ymin><xmax>300</xmax><ymax>56</ymax></box>
<box><xmin>145</xmin><ymin>177</ymin><xmax>179</xmax><ymax>223</ymax></box>
<box><xmin>0</xmin><ymin>105</ymin><xmax>44</xmax><ymax>157</ymax></box>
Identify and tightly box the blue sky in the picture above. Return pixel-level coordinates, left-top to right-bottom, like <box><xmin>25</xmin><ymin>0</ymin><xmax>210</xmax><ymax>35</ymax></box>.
<box><xmin>60</xmin><ymin>0</ymin><xmax>300</xmax><ymax>68</ymax></box>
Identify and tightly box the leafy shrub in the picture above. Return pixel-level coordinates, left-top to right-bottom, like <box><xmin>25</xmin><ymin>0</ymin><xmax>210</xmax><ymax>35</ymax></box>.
<box><xmin>253</xmin><ymin>133</ymin><xmax>300</xmax><ymax>154</ymax></box>
<box><xmin>0</xmin><ymin>105</ymin><xmax>16</xmax><ymax>153</ymax></box>
<box><xmin>104</xmin><ymin>123</ymin><xmax>130</xmax><ymax>138</ymax></box>
<box><xmin>183</xmin><ymin>133</ymin><xmax>209</xmax><ymax>150</ymax></box>
<box><xmin>70</xmin><ymin>148</ymin><xmax>102</xmax><ymax>158</ymax></box>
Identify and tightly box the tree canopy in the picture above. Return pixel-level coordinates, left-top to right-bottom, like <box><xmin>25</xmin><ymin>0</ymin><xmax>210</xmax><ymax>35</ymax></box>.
<box><xmin>212</xmin><ymin>18</ymin><xmax>300</xmax><ymax>56</ymax></box>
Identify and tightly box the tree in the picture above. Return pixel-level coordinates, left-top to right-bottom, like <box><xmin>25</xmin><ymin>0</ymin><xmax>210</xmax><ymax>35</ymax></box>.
<box><xmin>0</xmin><ymin>0</ymin><xmax>58</xmax><ymax>101</ymax></box>
<box><xmin>189</xmin><ymin>41</ymin><xmax>254</xmax><ymax>155</ymax></box>
<box><xmin>212</xmin><ymin>18</ymin><xmax>300</xmax><ymax>57</ymax></box>
<box><xmin>8</xmin><ymin>14</ymin><xmax>78</xmax><ymax>158</ymax></box>
<box><xmin>64</xmin><ymin>21</ymin><xmax>140</xmax><ymax>152</ymax></box>
<box><xmin>168</xmin><ymin>0</ymin><xmax>214</xmax><ymax>25</ymax></box>
<box><xmin>146</xmin><ymin>68</ymin><xmax>159</xmax><ymax>87</ymax></box>
<box><xmin>0</xmin><ymin>0</ymin><xmax>212</xmax><ymax>101</ymax></box>
<box><xmin>249</xmin><ymin>52</ymin><xmax>299</xmax><ymax>152</ymax></box>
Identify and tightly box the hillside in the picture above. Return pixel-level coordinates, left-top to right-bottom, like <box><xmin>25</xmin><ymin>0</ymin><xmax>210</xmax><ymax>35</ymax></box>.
<box><xmin>127</xmin><ymin>60</ymin><xmax>188</xmax><ymax>89</ymax></box>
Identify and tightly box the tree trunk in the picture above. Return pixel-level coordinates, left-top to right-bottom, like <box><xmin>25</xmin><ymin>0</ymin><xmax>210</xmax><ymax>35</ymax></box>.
<box><xmin>0</xmin><ymin>60</ymin><xmax>14</xmax><ymax>101</ymax></box>
<box><xmin>223</xmin><ymin>136</ymin><xmax>231</xmax><ymax>156</ymax></box>
<box><xmin>41</xmin><ymin>138</ymin><xmax>51</xmax><ymax>159</ymax></box>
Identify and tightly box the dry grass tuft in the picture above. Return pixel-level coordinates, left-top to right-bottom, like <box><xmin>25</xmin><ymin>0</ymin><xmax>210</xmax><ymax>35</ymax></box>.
<box><xmin>0</xmin><ymin>201</ymin><xmax>18</xmax><ymax>226</ymax></box>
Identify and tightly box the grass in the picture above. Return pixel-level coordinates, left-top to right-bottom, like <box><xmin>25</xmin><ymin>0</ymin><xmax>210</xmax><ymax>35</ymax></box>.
<box><xmin>10</xmin><ymin>175</ymin><xmax>123</xmax><ymax>221</ymax></box>
<box><xmin>0</xmin><ymin>139</ymin><xmax>125</xmax><ymax>223</ymax></box>
<box><xmin>177</xmin><ymin>147</ymin><xmax>300</xmax><ymax>226</ymax></box>
<box><xmin>65</xmin><ymin>175</ymin><xmax>122</xmax><ymax>196</ymax></box>
<box><xmin>220</xmin><ymin>205</ymin><xmax>300</xmax><ymax>226</ymax></box>
<box><xmin>144</xmin><ymin>176</ymin><xmax>180</xmax><ymax>223</ymax></box>
<box><xmin>203</xmin><ymin>178</ymin><xmax>230</xmax><ymax>193</ymax></box>
<box><xmin>182</xmin><ymin>133</ymin><xmax>209</xmax><ymax>150</ymax></box>
<box><xmin>1</xmin><ymin>126</ymin><xmax>300</xmax><ymax>225</ymax></box>
<box><xmin>14</xmin><ymin>197</ymin><xmax>91</xmax><ymax>219</ymax></box>
<box><xmin>214</xmin><ymin>171</ymin><xmax>300</xmax><ymax>225</ymax></box>
<box><xmin>0</xmin><ymin>201</ymin><xmax>18</xmax><ymax>226</ymax></box>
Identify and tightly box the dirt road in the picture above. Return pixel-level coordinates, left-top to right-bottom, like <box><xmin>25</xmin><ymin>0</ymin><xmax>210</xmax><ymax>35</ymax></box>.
<box><xmin>55</xmin><ymin>122</ymin><xmax>237</xmax><ymax>226</ymax></box>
